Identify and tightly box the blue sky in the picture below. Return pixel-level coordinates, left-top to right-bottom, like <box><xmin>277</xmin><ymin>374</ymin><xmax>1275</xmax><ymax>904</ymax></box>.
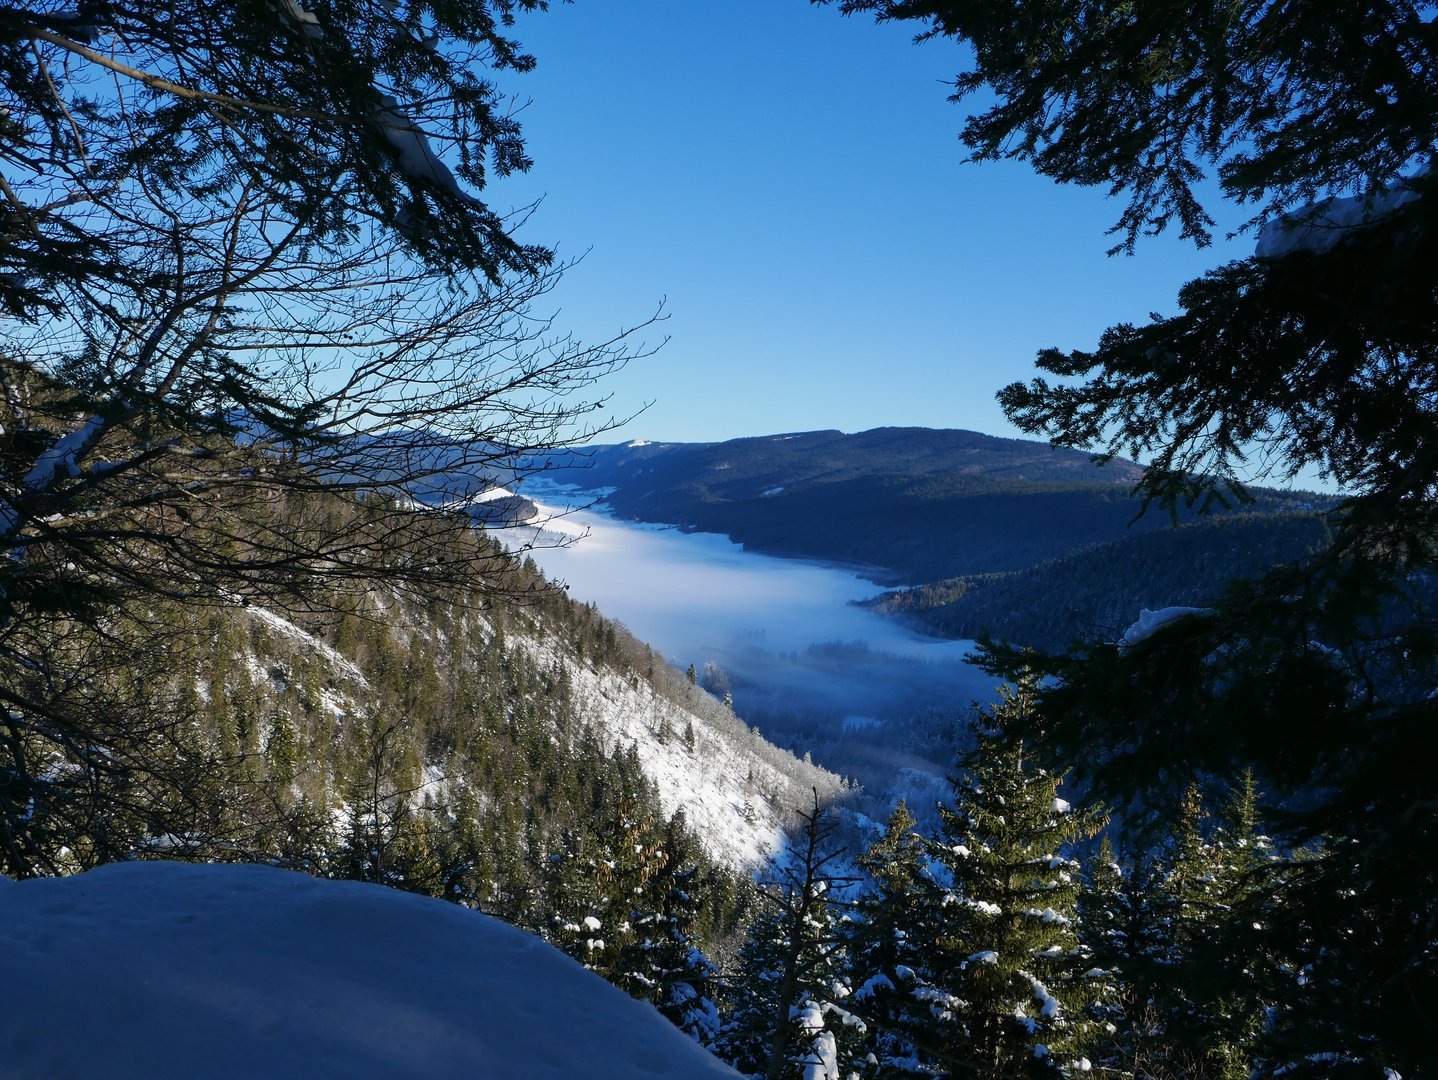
<box><xmin>495</xmin><ymin>1</ymin><xmax>1254</xmax><ymax>448</ymax></box>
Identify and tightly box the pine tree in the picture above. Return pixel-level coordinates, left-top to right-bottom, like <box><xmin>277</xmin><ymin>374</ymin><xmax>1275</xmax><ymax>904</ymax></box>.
<box><xmin>646</xmin><ymin>812</ymin><xmax>724</xmax><ymax>1046</ymax></box>
<box><xmin>916</xmin><ymin>678</ymin><xmax>1106</xmax><ymax>1077</ymax></box>
<box><xmin>1197</xmin><ymin>772</ymin><xmax>1274</xmax><ymax>1078</ymax></box>
<box><xmin>1086</xmin><ymin>780</ymin><xmax>1274</xmax><ymax>1079</ymax></box>
<box><xmin>718</xmin><ymin>796</ymin><xmax>863</xmax><ymax>1080</ymax></box>
<box><xmin>847</xmin><ymin>800</ymin><xmax>938</xmax><ymax>1077</ymax></box>
<box><xmin>1075</xmin><ymin>838</ymin><xmax>1130</xmax><ymax>1075</ymax></box>
<box><xmin>590</xmin><ymin>797</ymin><xmax>670</xmax><ymax>998</ymax></box>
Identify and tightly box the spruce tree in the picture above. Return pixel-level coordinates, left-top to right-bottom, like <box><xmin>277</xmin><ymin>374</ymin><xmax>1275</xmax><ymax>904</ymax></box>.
<box><xmin>1189</xmin><ymin>774</ymin><xmax>1275</xmax><ymax>1077</ymax></box>
<box><xmin>1086</xmin><ymin>780</ymin><xmax>1275</xmax><ymax>1079</ymax></box>
<box><xmin>718</xmin><ymin>796</ymin><xmax>862</xmax><ymax>1080</ymax></box>
<box><xmin>645</xmin><ymin>812</ymin><xmax>724</xmax><ymax>1047</ymax></box>
<box><xmin>1075</xmin><ymin>838</ymin><xmax>1130</xmax><ymax>1075</ymax></box>
<box><xmin>1156</xmin><ymin>781</ymin><xmax>1276</xmax><ymax>1079</ymax></box>
<box><xmin>917</xmin><ymin>678</ymin><xmax>1106</xmax><ymax>1077</ymax></box>
<box><xmin>847</xmin><ymin>800</ymin><xmax>939</xmax><ymax>1077</ymax></box>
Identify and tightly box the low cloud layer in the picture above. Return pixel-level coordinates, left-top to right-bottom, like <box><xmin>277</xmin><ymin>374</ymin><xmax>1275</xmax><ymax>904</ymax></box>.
<box><xmin>516</xmin><ymin>498</ymin><xmax>998</xmax><ymax>736</ymax></box>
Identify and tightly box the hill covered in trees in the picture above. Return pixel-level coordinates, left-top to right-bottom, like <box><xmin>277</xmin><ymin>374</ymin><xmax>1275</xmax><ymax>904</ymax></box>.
<box><xmin>868</xmin><ymin>510</ymin><xmax>1335</xmax><ymax>651</ymax></box>
<box><xmin>529</xmin><ymin>427</ymin><xmax>1332</xmax><ymax>647</ymax></box>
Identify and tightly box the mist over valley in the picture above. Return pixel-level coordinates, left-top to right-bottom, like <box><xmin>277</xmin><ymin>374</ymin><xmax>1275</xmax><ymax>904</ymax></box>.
<box><xmin>514</xmin><ymin>481</ymin><xmax>999</xmax><ymax>801</ymax></box>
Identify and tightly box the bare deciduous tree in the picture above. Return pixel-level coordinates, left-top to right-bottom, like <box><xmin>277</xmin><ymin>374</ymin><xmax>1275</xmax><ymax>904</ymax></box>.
<box><xmin>0</xmin><ymin>0</ymin><xmax>657</xmax><ymax>874</ymax></box>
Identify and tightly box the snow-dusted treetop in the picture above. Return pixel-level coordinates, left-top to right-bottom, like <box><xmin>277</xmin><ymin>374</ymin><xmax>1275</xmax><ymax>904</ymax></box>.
<box><xmin>0</xmin><ymin>862</ymin><xmax>738</xmax><ymax>1079</ymax></box>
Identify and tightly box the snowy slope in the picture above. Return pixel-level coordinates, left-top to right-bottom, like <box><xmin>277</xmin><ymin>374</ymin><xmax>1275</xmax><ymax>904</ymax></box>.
<box><xmin>237</xmin><ymin>591</ymin><xmax>843</xmax><ymax>872</ymax></box>
<box><xmin>0</xmin><ymin>862</ymin><xmax>738</xmax><ymax>1079</ymax></box>
<box><xmin>550</xmin><ymin>647</ymin><xmax>843</xmax><ymax>868</ymax></box>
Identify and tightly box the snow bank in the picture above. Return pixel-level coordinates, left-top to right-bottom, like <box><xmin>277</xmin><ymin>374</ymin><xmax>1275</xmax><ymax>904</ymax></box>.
<box><xmin>0</xmin><ymin>861</ymin><xmax>737</xmax><ymax>1079</ymax></box>
<box><xmin>1120</xmin><ymin>606</ymin><xmax>1214</xmax><ymax>647</ymax></box>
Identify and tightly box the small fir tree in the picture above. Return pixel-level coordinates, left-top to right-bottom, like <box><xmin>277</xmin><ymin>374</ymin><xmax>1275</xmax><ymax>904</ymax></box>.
<box><xmin>718</xmin><ymin>795</ymin><xmax>863</xmax><ymax>1079</ymax></box>
<box><xmin>847</xmin><ymin>800</ymin><xmax>940</xmax><ymax>1078</ymax></box>
<box><xmin>918</xmin><ymin>677</ymin><xmax>1107</xmax><ymax>1077</ymax></box>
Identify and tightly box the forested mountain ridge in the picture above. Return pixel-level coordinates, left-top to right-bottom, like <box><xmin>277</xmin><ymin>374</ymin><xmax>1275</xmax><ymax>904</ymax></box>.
<box><xmin>527</xmin><ymin>426</ymin><xmax>1332</xmax><ymax>644</ymax></box>
<box><xmin>204</xmin><ymin>555</ymin><xmax>843</xmax><ymax>875</ymax></box>
<box><xmin>8</xmin><ymin>478</ymin><xmax>843</xmax><ymax>952</ymax></box>
<box><xmin>869</xmin><ymin>510</ymin><xmax>1335</xmax><ymax>650</ymax></box>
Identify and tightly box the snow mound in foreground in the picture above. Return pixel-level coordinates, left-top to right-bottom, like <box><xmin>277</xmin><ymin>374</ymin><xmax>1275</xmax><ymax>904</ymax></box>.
<box><xmin>0</xmin><ymin>862</ymin><xmax>737</xmax><ymax>1079</ymax></box>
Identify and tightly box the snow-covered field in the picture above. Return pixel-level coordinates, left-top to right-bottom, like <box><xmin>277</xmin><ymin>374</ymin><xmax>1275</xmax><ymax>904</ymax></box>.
<box><xmin>0</xmin><ymin>862</ymin><xmax>738</xmax><ymax>1079</ymax></box>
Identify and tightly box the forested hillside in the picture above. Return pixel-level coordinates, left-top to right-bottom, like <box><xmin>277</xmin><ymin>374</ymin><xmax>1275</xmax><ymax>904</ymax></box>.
<box><xmin>0</xmin><ymin>479</ymin><xmax>854</xmax><ymax>1043</ymax></box>
<box><xmin>61</xmin><ymin>488</ymin><xmax>842</xmax><ymax>875</ymax></box>
<box><xmin>531</xmin><ymin>427</ymin><xmax>1332</xmax><ymax>647</ymax></box>
<box><xmin>869</xmin><ymin>510</ymin><xmax>1334</xmax><ymax>650</ymax></box>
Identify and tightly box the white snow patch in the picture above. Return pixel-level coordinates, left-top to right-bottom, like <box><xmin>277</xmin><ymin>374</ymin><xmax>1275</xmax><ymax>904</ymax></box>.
<box><xmin>242</xmin><ymin>603</ymin><xmax>370</xmax><ymax>690</ymax></box>
<box><xmin>1030</xmin><ymin>975</ymin><xmax>1060</xmax><ymax>1019</ymax></box>
<box><xmin>801</xmin><ymin>1029</ymin><xmax>839</xmax><ymax>1080</ymax></box>
<box><xmin>854</xmin><ymin>973</ymin><xmax>895</xmax><ymax>1001</ymax></box>
<box><xmin>24</xmin><ymin>415</ymin><xmax>107</xmax><ymax>488</ymax></box>
<box><xmin>469</xmin><ymin>485</ymin><xmax>518</xmax><ymax>504</ymax></box>
<box><xmin>0</xmin><ymin>862</ymin><xmax>738</xmax><ymax>1078</ymax></box>
<box><xmin>1256</xmin><ymin>171</ymin><xmax>1425</xmax><ymax>259</ymax></box>
<box><xmin>377</xmin><ymin>96</ymin><xmax>468</xmax><ymax>196</ymax></box>
<box><xmin>509</xmin><ymin>629</ymin><xmax>837</xmax><ymax>870</ymax></box>
<box><xmin>1026</xmin><ymin>906</ymin><xmax>1070</xmax><ymax>926</ymax></box>
<box><xmin>1120</xmin><ymin>606</ymin><xmax>1214</xmax><ymax>647</ymax></box>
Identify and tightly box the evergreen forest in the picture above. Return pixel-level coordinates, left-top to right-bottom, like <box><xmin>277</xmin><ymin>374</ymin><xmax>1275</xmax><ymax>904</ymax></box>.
<box><xmin>0</xmin><ymin>1</ymin><xmax>1433</xmax><ymax>1078</ymax></box>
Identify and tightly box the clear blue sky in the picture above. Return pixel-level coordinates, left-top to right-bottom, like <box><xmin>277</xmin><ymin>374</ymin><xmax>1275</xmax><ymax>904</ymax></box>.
<box><xmin>494</xmin><ymin>1</ymin><xmax>1253</xmax><ymax>448</ymax></box>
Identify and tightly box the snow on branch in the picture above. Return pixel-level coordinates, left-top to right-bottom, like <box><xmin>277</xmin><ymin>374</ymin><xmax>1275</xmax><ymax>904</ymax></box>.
<box><xmin>22</xmin><ymin>415</ymin><xmax>107</xmax><ymax>490</ymax></box>
<box><xmin>377</xmin><ymin>96</ymin><xmax>471</xmax><ymax>199</ymax></box>
<box><xmin>1120</xmin><ymin>606</ymin><xmax>1214</xmax><ymax>648</ymax></box>
<box><xmin>1255</xmin><ymin>171</ymin><xmax>1426</xmax><ymax>259</ymax></box>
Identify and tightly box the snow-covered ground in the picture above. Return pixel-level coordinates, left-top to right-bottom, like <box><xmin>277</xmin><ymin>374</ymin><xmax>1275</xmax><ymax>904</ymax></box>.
<box><xmin>0</xmin><ymin>862</ymin><xmax>737</xmax><ymax>1079</ymax></box>
<box><xmin>235</xmin><ymin>589</ymin><xmax>836</xmax><ymax>871</ymax></box>
<box><xmin>516</xmin><ymin>629</ymin><xmax>842</xmax><ymax>869</ymax></box>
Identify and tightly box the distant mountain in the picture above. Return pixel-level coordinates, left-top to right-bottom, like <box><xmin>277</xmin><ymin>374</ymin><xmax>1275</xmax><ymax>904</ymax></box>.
<box><xmin>527</xmin><ymin>424</ymin><xmax>1324</xmax><ymax>574</ymax></box>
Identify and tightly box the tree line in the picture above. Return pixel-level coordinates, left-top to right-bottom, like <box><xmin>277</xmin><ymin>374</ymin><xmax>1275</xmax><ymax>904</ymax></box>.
<box><xmin>703</xmin><ymin>676</ymin><xmax>1283</xmax><ymax>1079</ymax></box>
<box><xmin>811</xmin><ymin>2</ymin><xmax>1437</xmax><ymax>1073</ymax></box>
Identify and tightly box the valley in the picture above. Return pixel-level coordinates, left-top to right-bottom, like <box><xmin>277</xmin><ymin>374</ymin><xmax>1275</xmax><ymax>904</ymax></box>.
<box><xmin>520</xmin><ymin>427</ymin><xmax>1334</xmax><ymax>653</ymax></box>
<box><xmin>512</xmin><ymin>482</ymin><xmax>998</xmax><ymax>817</ymax></box>
<box><xmin>496</xmin><ymin>426</ymin><xmax>1343</xmax><ymax>830</ymax></box>
<box><xmin>4</xmin><ymin>1</ymin><xmax>1428</xmax><ymax>1073</ymax></box>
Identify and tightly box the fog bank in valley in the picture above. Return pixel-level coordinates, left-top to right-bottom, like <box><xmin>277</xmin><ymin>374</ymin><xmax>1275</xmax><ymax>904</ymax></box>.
<box><xmin>512</xmin><ymin>490</ymin><xmax>1001</xmax><ymax>799</ymax></box>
